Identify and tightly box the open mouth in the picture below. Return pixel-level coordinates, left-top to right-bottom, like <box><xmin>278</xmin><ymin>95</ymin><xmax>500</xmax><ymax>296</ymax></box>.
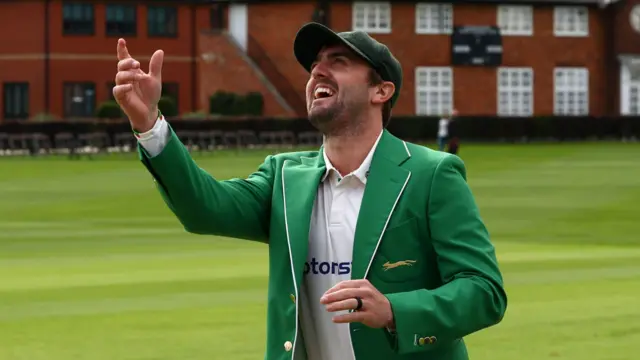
<box><xmin>313</xmin><ymin>86</ymin><xmax>336</xmax><ymax>100</ymax></box>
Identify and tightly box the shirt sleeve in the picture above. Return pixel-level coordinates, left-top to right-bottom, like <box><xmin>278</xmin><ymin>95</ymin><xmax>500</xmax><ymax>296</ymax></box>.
<box><xmin>134</xmin><ymin>114</ymin><xmax>170</xmax><ymax>158</ymax></box>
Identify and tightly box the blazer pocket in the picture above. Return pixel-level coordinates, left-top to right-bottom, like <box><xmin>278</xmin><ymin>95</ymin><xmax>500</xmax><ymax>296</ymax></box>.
<box><xmin>370</xmin><ymin>217</ymin><xmax>425</xmax><ymax>284</ymax></box>
<box><xmin>384</xmin><ymin>215</ymin><xmax>417</xmax><ymax>232</ymax></box>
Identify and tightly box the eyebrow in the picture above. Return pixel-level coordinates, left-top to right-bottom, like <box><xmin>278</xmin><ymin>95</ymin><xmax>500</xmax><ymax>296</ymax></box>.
<box><xmin>326</xmin><ymin>50</ymin><xmax>352</xmax><ymax>59</ymax></box>
<box><xmin>313</xmin><ymin>50</ymin><xmax>355</xmax><ymax>65</ymax></box>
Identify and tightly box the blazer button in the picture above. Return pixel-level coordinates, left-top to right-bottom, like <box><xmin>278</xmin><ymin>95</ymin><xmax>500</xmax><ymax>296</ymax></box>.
<box><xmin>418</xmin><ymin>337</ymin><xmax>426</xmax><ymax>345</ymax></box>
<box><xmin>290</xmin><ymin>294</ymin><xmax>296</xmax><ymax>303</ymax></box>
<box><xmin>429</xmin><ymin>336</ymin><xmax>437</xmax><ymax>344</ymax></box>
<box><xmin>284</xmin><ymin>341</ymin><xmax>292</xmax><ymax>352</ymax></box>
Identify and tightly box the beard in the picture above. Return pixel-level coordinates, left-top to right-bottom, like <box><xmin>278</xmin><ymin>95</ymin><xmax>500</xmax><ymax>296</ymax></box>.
<box><xmin>307</xmin><ymin>94</ymin><xmax>367</xmax><ymax>136</ymax></box>
<box><xmin>308</xmin><ymin>98</ymin><xmax>343</xmax><ymax>131</ymax></box>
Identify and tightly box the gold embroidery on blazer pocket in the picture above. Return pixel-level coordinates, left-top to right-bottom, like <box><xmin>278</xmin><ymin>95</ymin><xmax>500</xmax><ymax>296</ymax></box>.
<box><xmin>371</xmin><ymin>217</ymin><xmax>424</xmax><ymax>284</ymax></box>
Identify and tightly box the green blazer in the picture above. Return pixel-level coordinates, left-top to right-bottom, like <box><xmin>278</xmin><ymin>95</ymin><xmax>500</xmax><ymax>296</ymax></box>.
<box><xmin>138</xmin><ymin>125</ymin><xmax>507</xmax><ymax>360</ymax></box>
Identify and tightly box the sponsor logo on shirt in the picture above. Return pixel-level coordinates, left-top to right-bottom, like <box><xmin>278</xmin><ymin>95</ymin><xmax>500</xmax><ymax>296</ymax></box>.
<box><xmin>303</xmin><ymin>257</ymin><xmax>351</xmax><ymax>275</ymax></box>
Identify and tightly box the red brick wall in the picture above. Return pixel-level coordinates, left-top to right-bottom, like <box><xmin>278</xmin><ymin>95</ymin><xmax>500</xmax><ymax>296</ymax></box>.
<box><xmin>0</xmin><ymin>1</ymin><xmax>617</xmax><ymax>122</ymax></box>
<box><xmin>0</xmin><ymin>1</ymin><xmax>46</xmax><ymax>119</ymax></box>
<box><xmin>46</xmin><ymin>1</ymin><xmax>199</xmax><ymax>117</ymax></box>
<box><xmin>197</xmin><ymin>32</ymin><xmax>294</xmax><ymax>117</ymax></box>
<box><xmin>0</xmin><ymin>0</ymin><xmax>203</xmax><ymax>121</ymax></box>
<box><xmin>613</xmin><ymin>0</ymin><xmax>640</xmax><ymax>55</ymax></box>
<box><xmin>248</xmin><ymin>2</ymin><xmax>609</xmax><ymax>117</ymax></box>
<box><xmin>248</xmin><ymin>2</ymin><xmax>316</xmax><ymax>109</ymax></box>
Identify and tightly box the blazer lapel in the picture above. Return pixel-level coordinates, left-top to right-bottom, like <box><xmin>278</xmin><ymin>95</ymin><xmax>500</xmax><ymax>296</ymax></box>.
<box><xmin>282</xmin><ymin>153</ymin><xmax>326</xmax><ymax>293</ymax></box>
<box><xmin>351</xmin><ymin>130</ymin><xmax>412</xmax><ymax>280</ymax></box>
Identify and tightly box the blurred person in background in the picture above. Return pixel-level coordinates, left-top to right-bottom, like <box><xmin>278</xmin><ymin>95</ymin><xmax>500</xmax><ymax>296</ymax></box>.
<box><xmin>437</xmin><ymin>109</ymin><xmax>457</xmax><ymax>151</ymax></box>
<box><xmin>112</xmin><ymin>22</ymin><xmax>506</xmax><ymax>360</ymax></box>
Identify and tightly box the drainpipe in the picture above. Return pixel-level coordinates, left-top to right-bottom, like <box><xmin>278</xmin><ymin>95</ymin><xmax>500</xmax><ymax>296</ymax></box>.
<box><xmin>44</xmin><ymin>0</ymin><xmax>50</xmax><ymax>114</ymax></box>
<box><xmin>605</xmin><ymin>2</ymin><xmax>617</xmax><ymax>116</ymax></box>
<box><xmin>191</xmin><ymin>4</ymin><xmax>197</xmax><ymax>112</ymax></box>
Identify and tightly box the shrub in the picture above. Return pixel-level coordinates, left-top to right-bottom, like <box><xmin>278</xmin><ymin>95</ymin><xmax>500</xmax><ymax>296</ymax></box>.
<box><xmin>96</xmin><ymin>100</ymin><xmax>123</xmax><ymax>119</ymax></box>
<box><xmin>209</xmin><ymin>91</ymin><xmax>237</xmax><ymax>115</ymax></box>
<box><xmin>209</xmin><ymin>91</ymin><xmax>265</xmax><ymax>116</ymax></box>
<box><xmin>158</xmin><ymin>96</ymin><xmax>178</xmax><ymax>117</ymax></box>
<box><xmin>244</xmin><ymin>92</ymin><xmax>264</xmax><ymax>116</ymax></box>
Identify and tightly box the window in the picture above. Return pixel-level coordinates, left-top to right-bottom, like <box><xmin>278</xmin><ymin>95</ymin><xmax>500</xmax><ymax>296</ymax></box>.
<box><xmin>416</xmin><ymin>3</ymin><xmax>452</xmax><ymax>34</ymax></box>
<box><xmin>620</xmin><ymin>60</ymin><xmax>640</xmax><ymax>115</ymax></box>
<box><xmin>106</xmin><ymin>4</ymin><xmax>137</xmax><ymax>36</ymax></box>
<box><xmin>63</xmin><ymin>82</ymin><xmax>95</xmax><ymax>117</ymax></box>
<box><xmin>415</xmin><ymin>67</ymin><xmax>453</xmax><ymax>116</ymax></box>
<box><xmin>352</xmin><ymin>2</ymin><xmax>391</xmax><ymax>33</ymax></box>
<box><xmin>147</xmin><ymin>5</ymin><xmax>177</xmax><ymax>37</ymax></box>
<box><xmin>210</xmin><ymin>3</ymin><xmax>227</xmax><ymax>30</ymax></box>
<box><xmin>497</xmin><ymin>5</ymin><xmax>532</xmax><ymax>36</ymax></box>
<box><xmin>3</xmin><ymin>83</ymin><xmax>29</xmax><ymax>120</ymax></box>
<box><xmin>62</xmin><ymin>2</ymin><xmax>94</xmax><ymax>35</ymax></box>
<box><xmin>497</xmin><ymin>67</ymin><xmax>533</xmax><ymax>116</ymax></box>
<box><xmin>554</xmin><ymin>6</ymin><xmax>588</xmax><ymax>36</ymax></box>
<box><xmin>554</xmin><ymin>67</ymin><xmax>588</xmax><ymax>115</ymax></box>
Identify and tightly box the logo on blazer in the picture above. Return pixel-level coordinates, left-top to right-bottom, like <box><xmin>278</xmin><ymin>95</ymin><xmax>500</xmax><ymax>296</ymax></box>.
<box><xmin>383</xmin><ymin>260</ymin><xmax>417</xmax><ymax>271</ymax></box>
<box><xmin>304</xmin><ymin>258</ymin><xmax>351</xmax><ymax>275</ymax></box>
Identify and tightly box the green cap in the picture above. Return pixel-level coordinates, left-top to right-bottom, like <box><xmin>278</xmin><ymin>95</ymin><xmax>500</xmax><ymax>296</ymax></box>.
<box><xmin>293</xmin><ymin>22</ymin><xmax>403</xmax><ymax>108</ymax></box>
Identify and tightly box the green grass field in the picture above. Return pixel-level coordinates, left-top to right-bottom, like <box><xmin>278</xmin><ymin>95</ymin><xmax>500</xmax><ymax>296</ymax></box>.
<box><xmin>1</xmin><ymin>142</ymin><xmax>639</xmax><ymax>360</ymax></box>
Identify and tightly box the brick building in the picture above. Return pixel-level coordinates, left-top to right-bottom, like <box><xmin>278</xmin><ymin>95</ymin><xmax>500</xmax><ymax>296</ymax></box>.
<box><xmin>1</xmin><ymin>0</ymin><xmax>639</xmax><ymax>123</ymax></box>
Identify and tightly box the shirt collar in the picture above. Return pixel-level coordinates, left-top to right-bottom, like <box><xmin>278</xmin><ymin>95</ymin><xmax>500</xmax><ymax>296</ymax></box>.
<box><xmin>321</xmin><ymin>130</ymin><xmax>383</xmax><ymax>185</ymax></box>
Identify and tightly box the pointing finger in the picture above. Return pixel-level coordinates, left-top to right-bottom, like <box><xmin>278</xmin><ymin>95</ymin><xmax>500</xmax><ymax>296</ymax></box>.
<box><xmin>117</xmin><ymin>38</ymin><xmax>131</xmax><ymax>61</ymax></box>
<box><xmin>148</xmin><ymin>49</ymin><xmax>164</xmax><ymax>79</ymax></box>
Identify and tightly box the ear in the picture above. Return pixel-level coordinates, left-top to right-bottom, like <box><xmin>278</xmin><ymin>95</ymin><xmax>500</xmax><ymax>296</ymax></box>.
<box><xmin>371</xmin><ymin>81</ymin><xmax>395</xmax><ymax>105</ymax></box>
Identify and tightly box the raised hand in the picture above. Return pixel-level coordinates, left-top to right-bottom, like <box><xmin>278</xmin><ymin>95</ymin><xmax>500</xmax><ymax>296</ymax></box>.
<box><xmin>113</xmin><ymin>38</ymin><xmax>164</xmax><ymax>133</ymax></box>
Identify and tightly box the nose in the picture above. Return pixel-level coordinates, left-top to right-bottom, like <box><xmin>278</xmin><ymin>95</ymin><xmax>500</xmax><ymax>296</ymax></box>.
<box><xmin>310</xmin><ymin>61</ymin><xmax>329</xmax><ymax>79</ymax></box>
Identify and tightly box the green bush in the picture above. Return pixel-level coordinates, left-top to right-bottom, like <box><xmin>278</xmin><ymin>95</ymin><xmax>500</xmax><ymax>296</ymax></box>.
<box><xmin>209</xmin><ymin>91</ymin><xmax>236</xmax><ymax>115</ymax></box>
<box><xmin>158</xmin><ymin>96</ymin><xmax>178</xmax><ymax>117</ymax></box>
<box><xmin>209</xmin><ymin>91</ymin><xmax>264</xmax><ymax>116</ymax></box>
<box><xmin>244</xmin><ymin>92</ymin><xmax>264</xmax><ymax>116</ymax></box>
<box><xmin>96</xmin><ymin>100</ymin><xmax>123</xmax><ymax>119</ymax></box>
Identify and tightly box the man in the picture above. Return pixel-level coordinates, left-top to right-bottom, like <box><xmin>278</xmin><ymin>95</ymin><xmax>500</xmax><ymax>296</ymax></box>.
<box><xmin>113</xmin><ymin>22</ymin><xmax>507</xmax><ymax>360</ymax></box>
<box><xmin>437</xmin><ymin>109</ymin><xmax>456</xmax><ymax>152</ymax></box>
<box><xmin>445</xmin><ymin>109</ymin><xmax>459</xmax><ymax>155</ymax></box>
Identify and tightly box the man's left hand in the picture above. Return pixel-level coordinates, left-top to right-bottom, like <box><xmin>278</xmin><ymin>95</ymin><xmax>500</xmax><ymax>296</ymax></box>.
<box><xmin>320</xmin><ymin>279</ymin><xmax>395</xmax><ymax>329</ymax></box>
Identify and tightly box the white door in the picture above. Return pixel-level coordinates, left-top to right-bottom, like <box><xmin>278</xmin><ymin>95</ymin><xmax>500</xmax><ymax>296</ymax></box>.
<box><xmin>619</xmin><ymin>56</ymin><xmax>640</xmax><ymax>115</ymax></box>
<box><xmin>228</xmin><ymin>4</ymin><xmax>248</xmax><ymax>51</ymax></box>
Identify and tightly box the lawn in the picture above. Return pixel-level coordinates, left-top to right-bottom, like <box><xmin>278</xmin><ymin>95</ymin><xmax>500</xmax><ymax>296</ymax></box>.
<box><xmin>0</xmin><ymin>141</ymin><xmax>639</xmax><ymax>360</ymax></box>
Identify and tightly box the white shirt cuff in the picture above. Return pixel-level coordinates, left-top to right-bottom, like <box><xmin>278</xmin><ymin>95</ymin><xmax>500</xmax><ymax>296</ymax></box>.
<box><xmin>135</xmin><ymin>115</ymin><xmax>169</xmax><ymax>158</ymax></box>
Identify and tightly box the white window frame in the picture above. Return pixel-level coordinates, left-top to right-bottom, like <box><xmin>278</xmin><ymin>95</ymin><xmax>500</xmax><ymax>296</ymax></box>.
<box><xmin>415</xmin><ymin>67</ymin><xmax>453</xmax><ymax>116</ymax></box>
<box><xmin>497</xmin><ymin>67</ymin><xmax>534</xmax><ymax>116</ymax></box>
<box><xmin>554</xmin><ymin>67</ymin><xmax>589</xmax><ymax>116</ymax></box>
<box><xmin>352</xmin><ymin>2</ymin><xmax>392</xmax><ymax>34</ymax></box>
<box><xmin>620</xmin><ymin>61</ymin><xmax>640</xmax><ymax>115</ymax></box>
<box><xmin>415</xmin><ymin>3</ymin><xmax>453</xmax><ymax>34</ymax></box>
<box><xmin>497</xmin><ymin>5</ymin><xmax>533</xmax><ymax>36</ymax></box>
<box><xmin>554</xmin><ymin>6</ymin><xmax>589</xmax><ymax>37</ymax></box>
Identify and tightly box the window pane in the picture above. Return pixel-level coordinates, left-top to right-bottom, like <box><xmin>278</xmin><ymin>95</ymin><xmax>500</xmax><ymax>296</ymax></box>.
<box><xmin>3</xmin><ymin>83</ymin><xmax>29</xmax><ymax>119</ymax></box>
